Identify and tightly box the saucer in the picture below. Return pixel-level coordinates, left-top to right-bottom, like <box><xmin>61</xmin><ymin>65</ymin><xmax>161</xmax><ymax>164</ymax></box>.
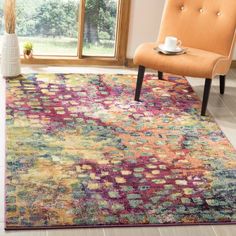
<box><xmin>154</xmin><ymin>45</ymin><xmax>187</xmax><ymax>55</ymax></box>
<box><xmin>158</xmin><ymin>44</ymin><xmax>183</xmax><ymax>53</ymax></box>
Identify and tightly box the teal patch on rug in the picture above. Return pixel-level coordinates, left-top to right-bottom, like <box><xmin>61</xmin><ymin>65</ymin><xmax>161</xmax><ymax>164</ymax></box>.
<box><xmin>5</xmin><ymin>74</ymin><xmax>236</xmax><ymax>229</ymax></box>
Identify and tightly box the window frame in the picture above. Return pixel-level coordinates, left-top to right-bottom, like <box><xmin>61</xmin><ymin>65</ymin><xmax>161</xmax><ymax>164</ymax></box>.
<box><xmin>20</xmin><ymin>0</ymin><xmax>131</xmax><ymax>66</ymax></box>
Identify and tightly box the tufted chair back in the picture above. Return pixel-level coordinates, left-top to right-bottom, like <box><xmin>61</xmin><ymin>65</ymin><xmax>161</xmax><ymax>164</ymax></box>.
<box><xmin>157</xmin><ymin>0</ymin><xmax>236</xmax><ymax>56</ymax></box>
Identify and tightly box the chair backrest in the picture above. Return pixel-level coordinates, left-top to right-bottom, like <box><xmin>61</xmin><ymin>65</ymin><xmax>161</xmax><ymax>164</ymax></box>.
<box><xmin>157</xmin><ymin>0</ymin><xmax>236</xmax><ymax>56</ymax></box>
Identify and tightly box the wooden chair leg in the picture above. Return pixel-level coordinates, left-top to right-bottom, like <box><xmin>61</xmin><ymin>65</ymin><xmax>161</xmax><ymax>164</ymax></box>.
<box><xmin>158</xmin><ymin>71</ymin><xmax>163</xmax><ymax>80</ymax></box>
<box><xmin>135</xmin><ymin>65</ymin><xmax>145</xmax><ymax>101</ymax></box>
<box><xmin>220</xmin><ymin>75</ymin><xmax>225</xmax><ymax>95</ymax></box>
<box><xmin>201</xmin><ymin>78</ymin><xmax>212</xmax><ymax>116</ymax></box>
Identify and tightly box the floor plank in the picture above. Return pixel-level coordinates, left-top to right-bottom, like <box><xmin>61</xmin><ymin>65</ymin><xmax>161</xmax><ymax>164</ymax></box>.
<box><xmin>159</xmin><ymin>226</ymin><xmax>216</xmax><ymax>236</ymax></box>
<box><xmin>47</xmin><ymin>228</ymin><xmax>105</xmax><ymax>236</ymax></box>
<box><xmin>104</xmin><ymin>227</ymin><xmax>161</xmax><ymax>236</ymax></box>
<box><xmin>213</xmin><ymin>225</ymin><xmax>236</xmax><ymax>236</ymax></box>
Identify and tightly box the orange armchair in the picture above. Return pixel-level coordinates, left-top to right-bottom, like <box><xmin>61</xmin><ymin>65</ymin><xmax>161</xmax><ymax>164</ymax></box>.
<box><xmin>134</xmin><ymin>0</ymin><xmax>236</xmax><ymax>116</ymax></box>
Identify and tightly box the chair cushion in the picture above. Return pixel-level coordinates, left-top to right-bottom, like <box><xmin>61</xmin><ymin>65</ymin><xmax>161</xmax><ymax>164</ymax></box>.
<box><xmin>133</xmin><ymin>42</ymin><xmax>228</xmax><ymax>78</ymax></box>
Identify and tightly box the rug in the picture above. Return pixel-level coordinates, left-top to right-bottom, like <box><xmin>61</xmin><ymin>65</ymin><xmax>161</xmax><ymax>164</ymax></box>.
<box><xmin>5</xmin><ymin>73</ymin><xmax>236</xmax><ymax>230</ymax></box>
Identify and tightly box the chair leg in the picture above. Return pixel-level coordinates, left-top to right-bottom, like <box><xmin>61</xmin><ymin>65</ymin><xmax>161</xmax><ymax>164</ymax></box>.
<box><xmin>135</xmin><ymin>65</ymin><xmax>145</xmax><ymax>101</ymax></box>
<box><xmin>158</xmin><ymin>71</ymin><xmax>163</xmax><ymax>80</ymax></box>
<box><xmin>201</xmin><ymin>78</ymin><xmax>212</xmax><ymax>116</ymax></box>
<box><xmin>220</xmin><ymin>75</ymin><xmax>225</xmax><ymax>95</ymax></box>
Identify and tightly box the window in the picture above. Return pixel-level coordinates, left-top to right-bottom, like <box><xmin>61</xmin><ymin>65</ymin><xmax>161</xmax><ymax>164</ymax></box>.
<box><xmin>83</xmin><ymin>0</ymin><xmax>118</xmax><ymax>57</ymax></box>
<box><xmin>0</xmin><ymin>0</ymin><xmax>3</xmax><ymax>49</ymax></box>
<box><xmin>16</xmin><ymin>0</ymin><xmax>80</xmax><ymax>56</ymax></box>
<box><xmin>14</xmin><ymin>0</ymin><xmax>130</xmax><ymax>65</ymax></box>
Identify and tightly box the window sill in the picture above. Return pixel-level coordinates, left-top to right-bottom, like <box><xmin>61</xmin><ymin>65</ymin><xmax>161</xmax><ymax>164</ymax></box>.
<box><xmin>21</xmin><ymin>56</ymin><xmax>124</xmax><ymax>66</ymax></box>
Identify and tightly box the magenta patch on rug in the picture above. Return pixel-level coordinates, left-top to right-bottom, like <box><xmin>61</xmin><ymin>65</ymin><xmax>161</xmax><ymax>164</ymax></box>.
<box><xmin>5</xmin><ymin>74</ymin><xmax>236</xmax><ymax>229</ymax></box>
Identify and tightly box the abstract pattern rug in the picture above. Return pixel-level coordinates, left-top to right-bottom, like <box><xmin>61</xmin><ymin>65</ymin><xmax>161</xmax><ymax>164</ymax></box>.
<box><xmin>6</xmin><ymin>74</ymin><xmax>236</xmax><ymax>230</ymax></box>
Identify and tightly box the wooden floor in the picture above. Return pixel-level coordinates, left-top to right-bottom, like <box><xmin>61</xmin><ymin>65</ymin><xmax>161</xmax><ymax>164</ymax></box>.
<box><xmin>0</xmin><ymin>66</ymin><xmax>235</xmax><ymax>236</ymax></box>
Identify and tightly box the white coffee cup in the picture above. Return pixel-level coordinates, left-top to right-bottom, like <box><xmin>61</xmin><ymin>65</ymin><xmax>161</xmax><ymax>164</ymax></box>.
<box><xmin>164</xmin><ymin>36</ymin><xmax>182</xmax><ymax>51</ymax></box>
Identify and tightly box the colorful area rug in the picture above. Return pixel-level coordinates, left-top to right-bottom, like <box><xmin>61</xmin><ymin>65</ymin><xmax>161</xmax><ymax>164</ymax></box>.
<box><xmin>6</xmin><ymin>74</ymin><xmax>236</xmax><ymax>230</ymax></box>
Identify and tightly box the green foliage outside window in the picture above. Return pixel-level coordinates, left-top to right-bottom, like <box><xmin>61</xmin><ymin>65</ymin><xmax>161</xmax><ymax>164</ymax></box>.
<box><xmin>15</xmin><ymin>0</ymin><xmax>117</xmax><ymax>44</ymax></box>
<box><xmin>0</xmin><ymin>0</ymin><xmax>118</xmax><ymax>56</ymax></box>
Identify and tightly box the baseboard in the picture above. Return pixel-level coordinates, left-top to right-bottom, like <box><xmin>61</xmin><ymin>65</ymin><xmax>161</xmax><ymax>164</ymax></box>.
<box><xmin>231</xmin><ymin>60</ymin><xmax>236</xmax><ymax>68</ymax></box>
<box><xmin>125</xmin><ymin>58</ymin><xmax>236</xmax><ymax>69</ymax></box>
<box><xmin>125</xmin><ymin>58</ymin><xmax>136</xmax><ymax>68</ymax></box>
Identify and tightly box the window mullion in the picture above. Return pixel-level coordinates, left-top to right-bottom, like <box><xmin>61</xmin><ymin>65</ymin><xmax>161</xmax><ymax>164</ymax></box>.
<box><xmin>78</xmin><ymin>0</ymin><xmax>86</xmax><ymax>59</ymax></box>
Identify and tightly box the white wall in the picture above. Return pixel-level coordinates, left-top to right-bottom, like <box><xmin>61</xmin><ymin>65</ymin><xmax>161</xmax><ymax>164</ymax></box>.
<box><xmin>127</xmin><ymin>0</ymin><xmax>165</xmax><ymax>58</ymax></box>
<box><xmin>127</xmin><ymin>0</ymin><xmax>236</xmax><ymax>59</ymax></box>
